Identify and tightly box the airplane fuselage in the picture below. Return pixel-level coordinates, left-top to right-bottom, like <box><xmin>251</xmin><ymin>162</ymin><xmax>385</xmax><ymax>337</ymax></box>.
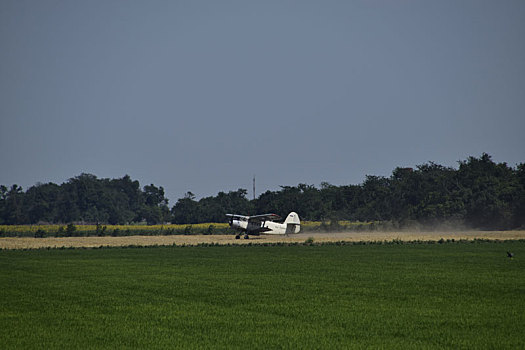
<box><xmin>228</xmin><ymin>212</ymin><xmax>301</xmax><ymax>235</ymax></box>
<box><xmin>230</xmin><ymin>218</ymin><xmax>291</xmax><ymax>235</ymax></box>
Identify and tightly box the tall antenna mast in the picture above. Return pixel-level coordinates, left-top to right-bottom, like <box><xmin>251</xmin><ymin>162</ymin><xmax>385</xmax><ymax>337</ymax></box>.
<box><xmin>253</xmin><ymin>175</ymin><xmax>256</xmax><ymax>201</ymax></box>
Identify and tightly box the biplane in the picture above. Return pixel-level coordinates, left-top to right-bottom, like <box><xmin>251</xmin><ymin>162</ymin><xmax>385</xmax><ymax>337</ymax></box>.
<box><xmin>226</xmin><ymin>212</ymin><xmax>301</xmax><ymax>239</ymax></box>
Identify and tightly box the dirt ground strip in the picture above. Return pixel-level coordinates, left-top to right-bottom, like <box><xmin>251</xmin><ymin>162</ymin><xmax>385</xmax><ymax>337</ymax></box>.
<box><xmin>1</xmin><ymin>231</ymin><xmax>525</xmax><ymax>249</ymax></box>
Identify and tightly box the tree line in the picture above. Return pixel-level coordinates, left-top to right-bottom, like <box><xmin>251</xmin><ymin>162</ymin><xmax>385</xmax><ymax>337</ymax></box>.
<box><xmin>1</xmin><ymin>154</ymin><xmax>524</xmax><ymax>229</ymax></box>
<box><xmin>0</xmin><ymin>174</ymin><xmax>170</xmax><ymax>225</ymax></box>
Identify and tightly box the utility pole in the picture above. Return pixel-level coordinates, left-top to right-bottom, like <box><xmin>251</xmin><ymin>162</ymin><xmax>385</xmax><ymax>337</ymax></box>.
<box><xmin>253</xmin><ymin>175</ymin><xmax>256</xmax><ymax>201</ymax></box>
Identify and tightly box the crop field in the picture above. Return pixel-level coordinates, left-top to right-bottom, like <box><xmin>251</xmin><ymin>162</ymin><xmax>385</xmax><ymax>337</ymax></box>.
<box><xmin>1</xmin><ymin>242</ymin><xmax>524</xmax><ymax>349</ymax></box>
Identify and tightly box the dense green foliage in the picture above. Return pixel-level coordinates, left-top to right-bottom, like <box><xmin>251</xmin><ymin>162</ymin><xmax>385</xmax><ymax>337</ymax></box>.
<box><xmin>1</xmin><ymin>153</ymin><xmax>524</xmax><ymax>228</ymax></box>
<box><xmin>0</xmin><ymin>174</ymin><xmax>170</xmax><ymax>225</ymax></box>
<box><xmin>171</xmin><ymin>153</ymin><xmax>525</xmax><ymax>229</ymax></box>
<box><xmin>1</xmin><ymin>242</ymin><xmax>524</xmax><ymax>349</ymax></box>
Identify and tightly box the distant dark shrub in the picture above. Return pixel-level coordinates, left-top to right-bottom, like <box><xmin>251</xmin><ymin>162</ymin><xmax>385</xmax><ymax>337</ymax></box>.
<box><xmin>97</xmin><ymin>225</ymin><xmax>107</xmax><ymax>237</ymax></box>
<box><xmin>66</xmin><ymin>223</ymin><xmax>77</xmax><ymax>237</ymax></box>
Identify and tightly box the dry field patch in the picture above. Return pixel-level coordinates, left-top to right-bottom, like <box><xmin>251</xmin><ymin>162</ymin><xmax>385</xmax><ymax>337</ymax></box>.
<box><xmin>1</xmin><ymin>230</ymin><xmax>525</xmax><ymax>249</ymax></box>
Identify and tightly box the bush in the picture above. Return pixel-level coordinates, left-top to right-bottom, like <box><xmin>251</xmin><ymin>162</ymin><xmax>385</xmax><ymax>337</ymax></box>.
<box><xmin>97</xmin><ymin>225</ymin><xmax>107</xmax><ymax>237</ymax></box>
<box><xmin>66</xmin><ymin>223</ymin><xmax>77</xmax><ymax>237</ymax></box>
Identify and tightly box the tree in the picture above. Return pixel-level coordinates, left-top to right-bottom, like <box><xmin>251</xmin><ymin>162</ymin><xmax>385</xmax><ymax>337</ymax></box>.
<box><xmin>171</xmin><ymin>192</ymin><xmax>199</xmax><ymax>224</ymax></box>
<box><xmin>355</xmin><ymin>176</ymin><xmax>392</xmax><ymax>221</ymax></box>
<box><xmin>457</xmin><ymin>153</ymin><xmax>519</xmax><ymax>229</ymax></box>
<box><xmin>25</xmin><ymin>182</ymin><xmax>60</xmax><ymax>224</ymax></box>
<box><xmin>513</xmin><ymin>163</ymin><xmax>525</xmax><ymax>227</ymax></box>
<box><xmin>3</xmin><ymin>185</ymin><xmax>26</xmax><ymax>224</ymax></box>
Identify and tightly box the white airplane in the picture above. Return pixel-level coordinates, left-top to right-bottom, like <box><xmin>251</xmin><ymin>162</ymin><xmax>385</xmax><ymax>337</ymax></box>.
<box><xmin>226</xmin><ymin>212</ymin><xmax>301</xmax><ymax>239</ymax></box>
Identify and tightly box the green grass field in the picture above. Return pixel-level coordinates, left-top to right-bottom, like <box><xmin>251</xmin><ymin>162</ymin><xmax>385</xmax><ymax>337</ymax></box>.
<box><xmin>1</xmin><ymin>242</ymin><xmax>524</xmax><ymax>349</ymax></box>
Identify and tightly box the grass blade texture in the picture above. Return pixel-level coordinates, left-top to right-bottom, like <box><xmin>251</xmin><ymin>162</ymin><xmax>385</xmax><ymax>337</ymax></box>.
<box><xmin>1</xmin><ymin>242</ymin><xmax>524</xmax><ymax>349</ymax></box>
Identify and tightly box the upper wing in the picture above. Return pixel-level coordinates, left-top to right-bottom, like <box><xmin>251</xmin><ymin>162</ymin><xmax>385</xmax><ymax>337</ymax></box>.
<box><xmin>226</xmin><ymin>213</ymin><xmax>281</xmax><ymax>221</ymax></box>
<box><xmin>247</xmin><ymin>213</ymin><xmax>281</xmax><ymax>223</ymax></box>
<box><xmin>226</xmin><ymin>214</ymin><xmax>248</xmax><ymax>219</ymax></box>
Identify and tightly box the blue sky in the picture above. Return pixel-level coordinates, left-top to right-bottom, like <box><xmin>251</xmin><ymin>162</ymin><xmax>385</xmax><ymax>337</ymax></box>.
<box><xmin>1</xmin><ymin>0</ymin><xmax>524</xmax><ymax>203</ymax></box>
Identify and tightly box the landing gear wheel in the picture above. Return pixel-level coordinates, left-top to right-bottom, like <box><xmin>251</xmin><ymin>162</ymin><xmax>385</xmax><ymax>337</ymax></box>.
<box><xmin>244</xmin><ymin>234</ymin><xmax>249</xmax><ymax>239</ymax></box>
<box><xmin>235</xmin><ymin>235</ymin><xmax>240</xmax><ymax>239</ymax></box>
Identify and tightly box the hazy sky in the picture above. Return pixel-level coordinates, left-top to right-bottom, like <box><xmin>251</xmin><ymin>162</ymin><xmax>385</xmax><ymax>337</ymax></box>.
<box><xmin>1</xmin><ymin>0</ymin><xmax>524</xmax><ymax>203</ymax></box>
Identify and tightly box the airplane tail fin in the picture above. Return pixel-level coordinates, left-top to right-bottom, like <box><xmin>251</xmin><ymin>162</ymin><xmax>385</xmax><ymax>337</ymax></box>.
<box><xmin>284</xmin><ymin>212</ymin><xmax>301</xmax><ymax>234</ymax></box>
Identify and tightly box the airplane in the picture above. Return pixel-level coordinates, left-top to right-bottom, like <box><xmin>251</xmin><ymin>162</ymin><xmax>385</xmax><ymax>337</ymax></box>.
<box><xmin>226</xmin><ymin>212</ymin><xmax>301</xmax><ymax>239</ymax></box>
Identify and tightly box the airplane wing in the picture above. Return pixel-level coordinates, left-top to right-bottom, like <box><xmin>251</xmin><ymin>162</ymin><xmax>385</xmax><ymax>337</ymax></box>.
<box><xmin>226</xmin><ymin>213</ymin><xmax>280</xmax><ymax>222</ymax></box>
<box><xmin>247</xmin><ymin>214</ymin><xmax>281</xmax><ymax>222</ymax></box>
<box><xmin>226</xmin><ymin>214</ymin><xmax>248</xmax><ymax>219</ymax></box>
